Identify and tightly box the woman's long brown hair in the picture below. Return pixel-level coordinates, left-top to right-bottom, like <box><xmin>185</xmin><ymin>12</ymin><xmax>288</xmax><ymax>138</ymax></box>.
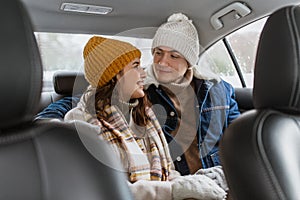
<box><xmin>86</xmin><ymin>76</ymin><xmax>150</xmax><ymax>126</ymax></box>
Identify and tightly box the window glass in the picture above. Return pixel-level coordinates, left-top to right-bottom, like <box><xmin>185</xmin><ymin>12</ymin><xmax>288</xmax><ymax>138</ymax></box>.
<box><xmin>202</xmin><ymin>17</ymin><xmax>267</xmax><ymax>88</ymax></box>
<box><xmin>35</xmin><ymin>32</ymin><xmax>152</xmax><ymax>91</ymax></box>
<box><xmin>226</xmin><ymin>18</ymin><xmax>267</xmax><ymax>87</ymax></box>
<box><xmin>36</xmin><ymin>17</ymin><xmax>267</xmax><ymax>91</ymax></box>
<box><xmin>201</xmin><ymin>40</ymin><xmax>242</xmax><ymax>87</ymax></box>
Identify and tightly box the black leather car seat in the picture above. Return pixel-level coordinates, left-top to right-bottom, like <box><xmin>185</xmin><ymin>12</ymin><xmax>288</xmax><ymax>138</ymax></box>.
<box><xmin>0</xmin><ymin>0</ymin><xmax>133</xmax><ymax>199</ymax></box>
<box><xmin>38</xmin><ymin>71</ymin><xmax>88</xmax><ymax>113</ymax></box>
<box><xmin>220</xmin><ymin>5</ymin><xmax>300</xmax><ymax>200</ymax></box>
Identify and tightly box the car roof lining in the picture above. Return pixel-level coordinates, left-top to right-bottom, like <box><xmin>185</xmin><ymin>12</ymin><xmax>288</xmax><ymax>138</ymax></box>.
<box><xmin>20</xmin><ymin>0</ymin><xmax>300</xmax><ymax>49</ymax></box>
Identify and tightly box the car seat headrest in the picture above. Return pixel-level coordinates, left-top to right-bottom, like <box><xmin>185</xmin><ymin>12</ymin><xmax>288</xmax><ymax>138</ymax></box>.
<box><xmin>254</xmin><ymin>6</ymin><xmax>300</xmax><ymax>113</ymax></box>
<box><xmin>53</xmin><ymin>71</ymin><xmax>89</xmax><ymax>95</ymax></box>
<box><xmin>0</xmin><ymin>0</ymin><xmax>42</xmax><ymax>129</ymax></box>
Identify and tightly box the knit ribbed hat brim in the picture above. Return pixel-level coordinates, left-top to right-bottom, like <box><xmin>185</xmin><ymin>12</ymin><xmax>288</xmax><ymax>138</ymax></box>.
<box><xmin>84</xmin><ymin>36</ymin><xmax>141</xmax><ymax>87</ymax></box>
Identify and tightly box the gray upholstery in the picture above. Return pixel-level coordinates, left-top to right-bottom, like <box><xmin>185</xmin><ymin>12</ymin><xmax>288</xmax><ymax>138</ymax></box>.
<box><xmin>220</xmin><ymin>5</ymin><xmax>300</xmax><ymax>200</ymax></box>
<box><xmin>0</xmin><ymin>0</ymin><xmax>133</xmax><ymax>199</ymax></box>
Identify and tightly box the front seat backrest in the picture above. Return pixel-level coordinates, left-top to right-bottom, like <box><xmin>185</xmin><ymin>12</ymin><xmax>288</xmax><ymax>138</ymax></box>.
<box><xmin>0</xmin><ymin>1</ymin><xmax>133</xmax><ymax>200</ymax></box>
<box><xmin>220</xmin><ymin>5</ymin><xmax>300</xmax><ymax>200</ymax></box>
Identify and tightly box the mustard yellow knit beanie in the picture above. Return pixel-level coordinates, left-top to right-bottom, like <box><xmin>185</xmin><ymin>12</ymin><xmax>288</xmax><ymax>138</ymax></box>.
<box><xmin>83</xmin><ymin>36</ymin><xmax>141</xmax><ymax>87</ymax></box>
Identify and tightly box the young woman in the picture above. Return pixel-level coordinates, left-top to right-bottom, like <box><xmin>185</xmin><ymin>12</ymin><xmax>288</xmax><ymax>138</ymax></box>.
<box><xmin>65</xmin><ymin>36</ymin><xmax>227</xmax><ymax>200</ymax></box>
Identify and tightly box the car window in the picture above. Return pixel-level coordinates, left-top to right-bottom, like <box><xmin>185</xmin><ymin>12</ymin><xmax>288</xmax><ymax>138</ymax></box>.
<box><xmin>35</xmin><ymin>32</ymin><xmax>152</xmax><ymax>91</ymax></box>
<box><xmin>36</xmin><ymin>18</ymin><xmax>266</xmax><ymax>91</ymax></box>
<box><xmin>202</xmin><ymin>17</ymin><xmax>267</xmax><ymax>88</ymax></box>
<box><xmin>201</xmin><ymin>40</ymin><xmax>242</xmax><ymax>87</ymax></box>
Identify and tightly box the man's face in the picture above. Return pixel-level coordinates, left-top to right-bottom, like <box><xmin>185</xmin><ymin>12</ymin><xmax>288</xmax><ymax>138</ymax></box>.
<box><xmin>152</xmin><ymin>46</ymin><xmax>189</xmax><ymax>84</ymax></box>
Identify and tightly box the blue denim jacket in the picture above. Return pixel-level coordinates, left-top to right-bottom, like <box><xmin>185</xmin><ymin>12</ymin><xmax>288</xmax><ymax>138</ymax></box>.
<box><xmin>36</xmin><ymin>77</ymin><xmax>240</xmax><ymax>175</ymax></box>
<box><xmin>147</xmin><ymin>77</ymin><xmax>240</xmax><ymax>175</ymax></box>
<box><xmin>35</xmin><ymin>96</ymin><xmax>80</xmax><ymax>120</ymax></box>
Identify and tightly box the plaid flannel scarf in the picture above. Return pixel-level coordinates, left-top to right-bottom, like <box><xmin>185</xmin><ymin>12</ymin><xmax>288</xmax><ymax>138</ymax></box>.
<box><xmin>92</xmin><ymin>105</ymin><xmax>173</xmax><ymax>182</ymax></box>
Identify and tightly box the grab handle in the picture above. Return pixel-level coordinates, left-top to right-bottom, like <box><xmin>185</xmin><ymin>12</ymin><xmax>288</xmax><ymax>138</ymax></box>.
<box><xmin>210</xmin><ymin>2</ymin><xmax>251</xmax><ymax>30</ymax></box>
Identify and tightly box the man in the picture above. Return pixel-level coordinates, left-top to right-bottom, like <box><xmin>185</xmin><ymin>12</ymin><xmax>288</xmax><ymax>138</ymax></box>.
<box><xmin>144</xmin><ymin>13</ymin><xmax>240</xmax><ymax>175</ymax></box>
<box><xmin>36</xmin><ymin>13</ymin><xmax>240</xmax><ymax>176</ymax></box>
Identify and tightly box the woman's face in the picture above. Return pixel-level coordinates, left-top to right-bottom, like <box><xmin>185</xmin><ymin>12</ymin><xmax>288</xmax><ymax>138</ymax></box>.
<box><xmin>116</xmin><ymin>58</ymin><xmax>146</xmax><ymax>100</ymax></box>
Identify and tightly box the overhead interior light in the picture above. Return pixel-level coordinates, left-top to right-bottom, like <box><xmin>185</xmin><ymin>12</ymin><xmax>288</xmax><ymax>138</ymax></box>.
<box><xmin>60</xmin><ymin>3</ymin><xmax>113</xmax><ymax>15</ymax></box>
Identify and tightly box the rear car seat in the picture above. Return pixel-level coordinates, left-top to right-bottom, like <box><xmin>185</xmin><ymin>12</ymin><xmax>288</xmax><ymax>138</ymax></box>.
<box><xmin>37</xmin><ymin>71</ymin><xmax>254</xmax><ymax>120</ymax></box>
<box><xmin>36</xmin><ymin>71</ymin><xmax>88</xmax><ymax>120</ymax></box>
<box><xmin>234</xmin><ymin>87</ymin><xmax>253</xmax><ymax>113</ymax></box>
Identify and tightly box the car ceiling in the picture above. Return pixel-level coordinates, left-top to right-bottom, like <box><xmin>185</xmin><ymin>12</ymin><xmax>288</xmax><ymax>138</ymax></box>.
<box><xmin>21</xmin><ymin>0</ymin><xmax>300</xmax><ymax>49</ymax></box>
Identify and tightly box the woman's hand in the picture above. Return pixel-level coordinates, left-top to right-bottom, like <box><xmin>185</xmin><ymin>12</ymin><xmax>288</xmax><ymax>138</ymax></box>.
<box><xmin>172</xmin><ymin>174</ymin><xmax>227</xmax><ymax>200</ymax></box>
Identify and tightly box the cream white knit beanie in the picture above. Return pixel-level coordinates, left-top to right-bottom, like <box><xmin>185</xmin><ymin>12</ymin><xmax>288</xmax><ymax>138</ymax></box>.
<box><xmin>152</xmin><ymin>13</ymin><xmax>200</xmax><ymax>66</ymax></box>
